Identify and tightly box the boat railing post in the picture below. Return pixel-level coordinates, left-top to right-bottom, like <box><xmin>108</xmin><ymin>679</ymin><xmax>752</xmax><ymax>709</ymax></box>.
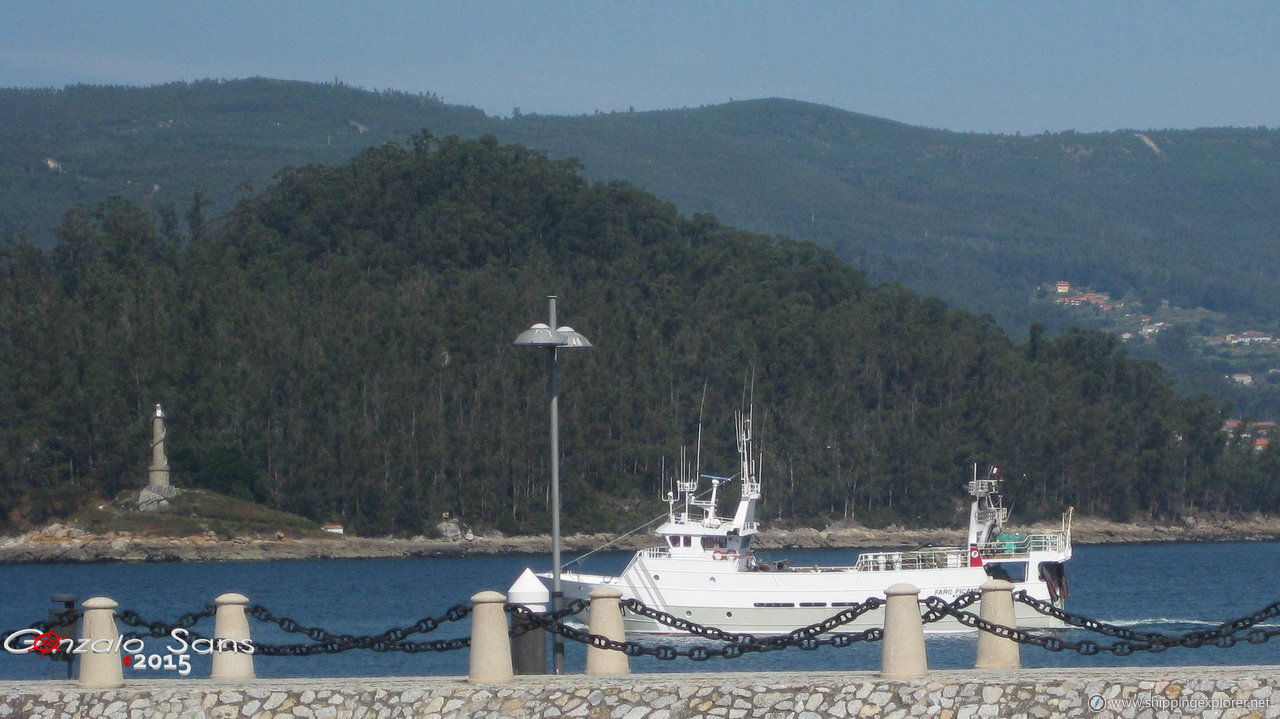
<box><xmin>468</xmin><ymin>590</ymin><xmax>514</xmax><ymax>684</ymax></box>
<box><xmin>507</xmin><ymin>568</ymin><xmax>550</xmax><ymax>675</ymax></box>
<box><xmin>585</xmin><ymin>587</ymin><xmax>629</xmax><ymax>675</ymax></box>
<box><xmin>78</xmin><ymin>597</ymin><xmax>124</xmax><ymax>689</ymax></box>
<box><xmin>880</xmin><ymin>583</ymin><xmax>927</xmax><ymax>680</ymax></box>
<box><xmin>210</xmin><ymin>592</ymin><xmax>255</xmax><ymax>680</ymax></box>
<box><xmin>974</xmin><ymin>579</ymin><xmax>1020</xmax><ymax>669</ymax></box>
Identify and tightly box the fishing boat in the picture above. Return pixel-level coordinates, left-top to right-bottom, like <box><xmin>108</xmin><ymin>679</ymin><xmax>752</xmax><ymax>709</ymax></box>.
<box><xmin>535</xmin><ymin>410</ymin><xmax>1073</xmax><ymax>634</ymax></box>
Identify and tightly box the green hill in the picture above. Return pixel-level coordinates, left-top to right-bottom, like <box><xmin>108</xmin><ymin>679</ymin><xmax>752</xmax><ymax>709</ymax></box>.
<box><xmin>5</xmin><ymin>80</ymin><xmax>1280</xmax><ymax>339</ymax></box>
<box><xmin>3</xmin><ymin>131</ymin><xmax>1275</xmax><ymax>536</ymax></box>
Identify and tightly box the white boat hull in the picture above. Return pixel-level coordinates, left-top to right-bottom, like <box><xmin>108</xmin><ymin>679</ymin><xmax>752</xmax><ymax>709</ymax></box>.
<box><xmin>552</xmin><ymin>559</ymin><xmax>1066</xmax><ymax>635</ymax></box>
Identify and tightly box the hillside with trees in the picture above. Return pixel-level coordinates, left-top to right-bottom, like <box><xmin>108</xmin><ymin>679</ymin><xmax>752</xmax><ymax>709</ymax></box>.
<box><xmin>3</xmin><ymin>132</ymin><xmax>1275</xmax><ymax>536</ymax></box>
<box><xmin>5</xmin><ymin>80</ymin><xmax>1280</xmax><ymax>342</ymax></box>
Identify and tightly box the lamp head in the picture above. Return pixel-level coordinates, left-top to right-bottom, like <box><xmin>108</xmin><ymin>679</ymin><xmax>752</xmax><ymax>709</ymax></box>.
<box><xmin>514</xmin><ymin>323</ymin><xmax>565</xmax><ymax>347</ymax></box>
<box><xmin>555</xmin><ymin>326</ymin><xmax>593</xmax><ymax>349</ymax></box>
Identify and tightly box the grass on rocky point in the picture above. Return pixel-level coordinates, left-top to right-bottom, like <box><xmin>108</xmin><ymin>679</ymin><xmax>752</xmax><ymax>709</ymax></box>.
<box><xmin>70</xmin><ymin>487</ymin><xmax>324</xmax><ymax>540</ymax></box>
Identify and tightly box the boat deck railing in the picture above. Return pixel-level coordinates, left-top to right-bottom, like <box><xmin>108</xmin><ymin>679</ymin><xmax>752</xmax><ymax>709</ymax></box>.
<box><xmin>851</xmin><ymin>547</ymin><xmax>969</xmax><ymax>572</ymax></box>
<box><xmin>632</xmin><ymin>531</ymin><xmax>1068</xmax><ymax>570</ymax></box>
<box><xmin>983</xmin><ymin>531</ymin><xmax>1071</xmax><ymax>556</ymax></box>
<box><xmin>636</xmin><ymin>547</ymin><xmax>672</xmax><ymax>560</ymax></box>
<box><xmin>848</xmin><ymin>531</ymin><xmax>1071</xmax><ymax>572</ymax></box>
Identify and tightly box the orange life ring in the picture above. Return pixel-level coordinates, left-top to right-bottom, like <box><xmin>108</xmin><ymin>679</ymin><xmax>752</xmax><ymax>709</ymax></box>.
<box><xmin>712</xmin><ymin>549</ymin><xmax>726</xmax><ymax>560</ymax></box>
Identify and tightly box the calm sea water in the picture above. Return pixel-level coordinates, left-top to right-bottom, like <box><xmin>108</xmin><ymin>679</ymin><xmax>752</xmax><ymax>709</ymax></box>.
<box><xmin>2</xmin><ymin>541</ymin><xmax>1277</xmax><ymax>680</ymax></box>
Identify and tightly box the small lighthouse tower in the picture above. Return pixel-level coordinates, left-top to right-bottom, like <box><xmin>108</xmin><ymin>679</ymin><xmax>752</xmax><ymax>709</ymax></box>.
<box><xmin>139</xmin><ymin>403</ymin><xmax>176</xmax><ymax>511</ymax></box>
<box><xmin>148</xmin><ymin>403</ymin><xmax>171</xmax><ymax>491</ymax></box>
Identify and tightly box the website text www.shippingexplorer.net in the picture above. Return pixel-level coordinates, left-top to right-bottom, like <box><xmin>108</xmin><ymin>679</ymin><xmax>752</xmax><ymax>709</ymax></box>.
<box><xmin>1088</xmin><ymin>692</ymin><xmax>1272</xmax><ymax>713</ymax></box>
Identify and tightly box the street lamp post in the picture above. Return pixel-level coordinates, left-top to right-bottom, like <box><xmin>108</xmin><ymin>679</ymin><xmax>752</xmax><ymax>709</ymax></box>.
<box><xmin>514</xmin><ymin>295</ymin><xmax>592</xmax><ymax>675</ymax></box>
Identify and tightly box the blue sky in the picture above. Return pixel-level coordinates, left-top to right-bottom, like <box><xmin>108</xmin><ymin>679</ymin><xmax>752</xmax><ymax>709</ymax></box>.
<box><xmin>3</xmin><ymin>1</ymin><xmax>1278</xmax><ymax>134</ymax></box>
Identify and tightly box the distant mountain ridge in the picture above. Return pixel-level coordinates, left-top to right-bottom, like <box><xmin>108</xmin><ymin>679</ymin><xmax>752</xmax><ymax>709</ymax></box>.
<box><xmin>4</xmin><ymin>78</ymin><xmax>1280</xmax><ymax>334</ymax></box>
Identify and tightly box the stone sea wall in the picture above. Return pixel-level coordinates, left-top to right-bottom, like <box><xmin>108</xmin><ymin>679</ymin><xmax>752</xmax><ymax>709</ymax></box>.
<box><xmin>2</xmin><ymin>668</ymin><xmax>1278</xmax><ymax>719</ymax></box>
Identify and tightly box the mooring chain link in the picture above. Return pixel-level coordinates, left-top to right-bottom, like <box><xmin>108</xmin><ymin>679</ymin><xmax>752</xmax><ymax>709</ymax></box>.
<box><xmin>920</xmin><ymin>591</ymin><xmax>982</xmax><ymax>625</ymax></box>
<box><xmin>506</xmin><ymin>598</ymin><xmax>591</xmax><ymax>638</ymax></box>
<box><xmin>619</xmin><ymin>596</ymin><xmax>889</xmax><ymax>648</ymax></box>
<box><xmin>922</xmin><ymin>593</ymin><xmax>1280</xmax><ymax>656</ymax></box>
<box><xmin>10</xmin><ymin>592</ymin><xmax>1280</xmax><ymax>661</ymax></box>
<box><xmin>114</xmin><ymin>605</ymin><xmax>217</xmax><ymax>642</ymax></box>
<box><xmin>1014</xmin><ymin>591</ymin><xmax>1280</xmax><ymax>650</ymax></box>
<box><xmin>506</xmin><ymin>596</ymin><xmax>886</xmax><ymax>660</ymax></box>
<box><xmin>248</xmin><ymin>603</ymin><xmax>473</xmax><ymax>656</ymax></box>
<box><xmin>253</xmin><ymin>634</ymin><xmax>473</xmax><ymax>656</ymax></box>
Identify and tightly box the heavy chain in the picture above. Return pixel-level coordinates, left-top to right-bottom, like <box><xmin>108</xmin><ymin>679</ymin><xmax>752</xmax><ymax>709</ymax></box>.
<box><xmin>920</xmin><ymin>591</ymin><xmax>982</xmax><ymax>625</ymax></box>
<box><xmin>506</xmin><ymin>598</ymin><xmax>591</xmax><ymax>637</ymax></box>
<box><xmin>116</xmin><ymin>605</ymin><xmax>216</xmax><ymax>641</ymax></box>
<box><xmin>1014</xmin><ymin>591</ymin><xmax>1280</xmax><ymax>648</ymax></box>
<box><xmin>11</xmin><ymin>593</ymin><xmax>1276</xmax><ymax>662</ymax></box>
<box><xmin>620</xmin><ymin>596</ymin><xmax>888</xmax><ymax>647</ymax></box>
<box><xmin>506</xmin><ymin>596</ymin><xmax>886</xmax><ymax>660</ymax></box>
<box><xmin>926</xmin><ymin>593</ymin><xmax>1280</xmax><ymax>656</ymax></box>
<box><xmin>249</xmin><ymin>603</ymin><xmax>473</xmax><ymax>656</ymax></box>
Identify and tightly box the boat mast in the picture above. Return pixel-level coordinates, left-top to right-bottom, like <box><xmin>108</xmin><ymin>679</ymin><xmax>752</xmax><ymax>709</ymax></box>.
<box><xmin>730</xmin><ymin>409</ymin><xmax>760</xmax><ymax>532</ymax></box>
<box><xmin>966</xmin><ymin>464</ymin><xmax>1007</xmax><ymax>549</ymax></box>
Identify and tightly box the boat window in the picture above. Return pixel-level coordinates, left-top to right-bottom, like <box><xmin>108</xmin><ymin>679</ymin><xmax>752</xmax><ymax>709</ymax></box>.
<box><xmin>682</xmin><ymin>536</ymin><xmax>692</xmax><ymax>547</ymax></box>
<box><xmin>668</xmin><ymin>536</ymin><xmax>678</xmax><ymax>548</ymax></box>
<box><xmin>984</xmin><ymin>561</ymin><xmax>1027</xmax><ymax>582</ymax></box>
<box><xmin>701</xmin><ymin>537</ymin><xmax>725</xmax><ymax>550</ymax></box>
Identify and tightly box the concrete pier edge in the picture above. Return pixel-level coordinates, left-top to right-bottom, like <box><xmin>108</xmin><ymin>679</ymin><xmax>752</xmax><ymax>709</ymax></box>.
<box><xmin>1</xmin><ymin>667</ymin><xmax>1277</xmax><ymax>718</ymax></box>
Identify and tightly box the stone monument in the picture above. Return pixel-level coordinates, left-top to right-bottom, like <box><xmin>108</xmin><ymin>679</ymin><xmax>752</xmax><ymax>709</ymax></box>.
<box><xmin>138</xmin><ymin>403</ymin><xmax>176</xmax><ymax>511</ymax></box>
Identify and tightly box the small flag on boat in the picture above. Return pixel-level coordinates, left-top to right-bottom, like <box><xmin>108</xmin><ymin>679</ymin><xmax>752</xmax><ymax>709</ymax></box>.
<box><xmin>968</xmin><ymin>544</ymin><xmax>983</xmax><ymax>567</ymax></box>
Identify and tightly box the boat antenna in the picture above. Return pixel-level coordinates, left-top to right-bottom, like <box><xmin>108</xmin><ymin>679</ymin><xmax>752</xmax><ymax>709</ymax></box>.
<box><xmin>695</xmin><ymin>379</ymin><xmax>707</xmax><ymax>494</ymax></box>
<box><xmin>741</xmin><ymin>365</ymin><xmax>756</xmax><ymax>413</ymax></box>
<box><xmin>660</xmin><ymin>454</ymin><xmax>668</xmax><ymax>504</ymax></box>
<box><xmin>564</xmin><ymin>512</ymin><xmax>667</xmax><ymax>569</ymax></box>
<box><xmin>1006</xmin><ymin>471</ymin><xmax>1028</xmax><ymax>518</ymax></box>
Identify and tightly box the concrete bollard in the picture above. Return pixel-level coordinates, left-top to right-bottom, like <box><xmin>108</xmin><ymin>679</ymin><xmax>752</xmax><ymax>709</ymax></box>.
<box><xmin>585</xmin><ymin>587</ymin><xmax>629</xmax><ymax>676</ymax></box>
<box><xmin>975</xmin><ymin>579</ymin><xmax>1021</xmax><ymax>669</ymax></box>
<box><xmin>211</xmin><ymin>593</ymin><xmax>255</xmax><ymax>680</ymax></box>
<box><xmin>507</xmin><ymin>568</ymin><xmax>549</xmax><ymax>675</ymax></box>
<box><xmin>880</xmin><ymin>583</ymin><xmax>927</xmax><ymax>680</ymax></box>
<box><xmin>468</xmin><ymin>590</ymin><xmax>514</xmax><ymax>684</ymax></box>
<box><xmin>77</xmin><ymin>597</ymin><xmax>124</xmax><ymax>689</ymax></box>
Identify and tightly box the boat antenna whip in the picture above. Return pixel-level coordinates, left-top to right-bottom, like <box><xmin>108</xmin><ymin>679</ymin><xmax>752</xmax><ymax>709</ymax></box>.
<box><xmin>563</xmin><ymin>513</ymin><xmax>667</xmax><ymax>569</ymax></box>
<box><xmin>696</xmin><ymin>379</ymin><xmax>707</xmax><ymax>497</ymax></box>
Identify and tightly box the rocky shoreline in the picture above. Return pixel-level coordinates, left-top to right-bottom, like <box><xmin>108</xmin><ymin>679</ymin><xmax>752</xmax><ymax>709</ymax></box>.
<box><xmin>3</xmin><ymin>515</ymin><xmax>1280</xmax><ymax>564</ymax></box>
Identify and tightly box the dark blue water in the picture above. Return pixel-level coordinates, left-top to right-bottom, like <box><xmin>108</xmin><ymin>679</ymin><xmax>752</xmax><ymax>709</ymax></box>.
<box><xmin>2</xmin><ymin>541</ymin><xmax>1277</xmax><ymax>679</ymax></box>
